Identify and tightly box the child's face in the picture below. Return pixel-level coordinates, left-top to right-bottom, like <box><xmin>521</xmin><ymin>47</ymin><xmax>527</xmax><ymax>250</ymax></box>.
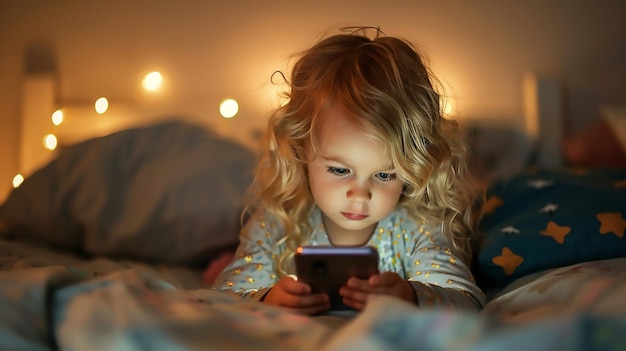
<box><xmin>307</xmin><ymin>103</ymin><xmax>404</xmax><ymax>244</ymax></box>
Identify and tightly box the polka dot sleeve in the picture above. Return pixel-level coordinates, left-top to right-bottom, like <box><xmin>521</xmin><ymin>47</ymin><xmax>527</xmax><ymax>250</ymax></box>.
<box><xmin>403</xmin><ymin>222</ymin><xmax>486</xmax><ymax>310</ymax></box>
<box><xmin>211</xmin><ymin>210</ymin><xmax>282</xmax><ymax>300</ymax></box>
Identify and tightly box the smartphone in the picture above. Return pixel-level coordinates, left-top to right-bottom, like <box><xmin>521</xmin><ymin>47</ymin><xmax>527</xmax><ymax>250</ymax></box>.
<box><xmin>294</xmin><ymin>245</ymin><xmax>379</xmax><ymax>310</ymax></box>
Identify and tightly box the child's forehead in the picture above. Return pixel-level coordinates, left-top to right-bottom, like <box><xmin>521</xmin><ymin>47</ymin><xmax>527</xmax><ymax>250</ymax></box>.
<box><xmin>309</xmin><ymin>104</ymin><xmax>394</xmax><ymax>159</ymax></box>
<box><xmin>313</xmin><ymin>104</ymin><xmax>373</xmax><ymax>140</ymax></box>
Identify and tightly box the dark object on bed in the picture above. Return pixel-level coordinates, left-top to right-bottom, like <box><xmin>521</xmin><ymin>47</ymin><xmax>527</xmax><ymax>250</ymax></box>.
<box><xmin>563</xmin><ymin>116</ymin><xmax>626</xmax><ymax>168</ymax></box>
<box><xmin>0</xmin><ymin>120</ymin><xmax>256</xmax><ymax>266</ymax></box>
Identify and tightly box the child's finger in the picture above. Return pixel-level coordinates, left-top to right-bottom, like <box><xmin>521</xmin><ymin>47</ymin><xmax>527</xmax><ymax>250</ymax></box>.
<box><xmin>278</xmin><ymin>276</ymin><xmax>311</xmax><ymax>295</ymax></box>
<box><xmin>345</xmin><ymin>277</ymin><xmax>372</xmax><ymax>291</ymax></box>
<box><xmin>368</xmin><ymin>271</ymin><xmax>399</xmax><ymax>287</ymax></box>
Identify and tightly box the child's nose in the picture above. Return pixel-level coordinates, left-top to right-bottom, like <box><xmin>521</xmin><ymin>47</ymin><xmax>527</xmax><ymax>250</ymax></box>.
<box><xmin>347</xmin><ymin>184</ymin><xmax>372</xmax><ymax>201</ymax></box>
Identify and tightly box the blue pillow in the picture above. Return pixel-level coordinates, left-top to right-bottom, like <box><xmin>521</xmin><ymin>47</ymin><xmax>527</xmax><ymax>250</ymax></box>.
<box><xmin>475</xmin><ymin>168</ymin><xmax>626</xmax><ymax>288</ymax></box>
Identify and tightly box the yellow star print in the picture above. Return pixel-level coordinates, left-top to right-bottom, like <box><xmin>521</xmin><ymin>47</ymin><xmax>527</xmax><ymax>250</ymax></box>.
<box><xmin>596</xmin><ymin>212</ymin><xmax>626</xmax><ymax>238</ymax></box>
<box><xmin>492</xmin><ymin>247</ymin><xmax>524</xmax><ymax>276</ymax></box>
<box><xmin>540</xmin><ymin>221</ymin><xmax>571</xmax><ymax>244</ymax></box>
<box><xmin>483</xmin><ymin>196</ymin><xmax>504</xmax><ymax>215</ymax></box>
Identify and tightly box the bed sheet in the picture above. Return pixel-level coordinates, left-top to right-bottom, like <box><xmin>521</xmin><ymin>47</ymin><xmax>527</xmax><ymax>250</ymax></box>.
<box><xmin>483</xmin><ymin>257</ymin><xmax>626</xmax><ymax>323</ymax></box>
<box><xmin>0</xmin><ymin>238</ymin><xmax>335</xmax><ymax>351</ymax></box>
<box><xmin>0</xmin><ymin>238</ymin><xmax>205</xmax><ymax>290</ymax></box>
<box><xmin>2</xmin><ymin>238</ymin><xmax>625</xmax><ymax>351</ymax></box>
<box><xmin>326</xmin><ymin>258</ymin><xmax>626</xmax><ymax>351</ymax></box>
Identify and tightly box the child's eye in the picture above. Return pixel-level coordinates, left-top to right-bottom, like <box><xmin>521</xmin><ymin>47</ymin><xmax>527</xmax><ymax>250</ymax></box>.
<box><xmin>327</xmin><ymin>167</ymin><xmax>350</xmax><ymax>176</ymax></box>
<box><xmin>375</xmin><ymin>172</ymin><xmax>397</xmax><ymax>182</ymax></box>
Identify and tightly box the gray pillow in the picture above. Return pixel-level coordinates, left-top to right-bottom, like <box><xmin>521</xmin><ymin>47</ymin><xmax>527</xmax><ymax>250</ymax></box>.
<box><xmin>0</xmin><ymin>120</ymin><xmax>256</xmax><ymax>265</ymax></box>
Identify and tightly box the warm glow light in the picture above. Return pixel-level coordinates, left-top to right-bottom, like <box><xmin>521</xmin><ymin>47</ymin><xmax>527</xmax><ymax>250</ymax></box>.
<box><xmin>142</xmin><ymin>71</ymin><xmax>163</xmax><ymax>91</ymax></box>
<box><xmin>51</xmin><ymin>109</ymin><xmax>64</xmax><ymax>125</ymax></box>
<box><xmin>95</xmin><ymin>97</ymin><xmax>109</xmax><ymax>114</ymax></box>
<box><xmin>220</xmin><ymin>98</ymin><xmax>239</xmax><ymax>118</ymax></box>
<box><xmin>43</xmin><ymin>134</ymin><xmax>58</xmax><ymax>150</ymax></box>
<box><xmin>443</xmin><ymin>98</ymin><xmax>455</xmax><ymax>117</ymax></box>
<box><xmin>12</xmin><ymin>174</ymin><xmax>24</xmax><ymax>188</ymax></box>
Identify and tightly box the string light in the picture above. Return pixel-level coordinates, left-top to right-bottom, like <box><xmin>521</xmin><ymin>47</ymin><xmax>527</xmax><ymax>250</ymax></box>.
<box><xmin>95</xmin><ymin>97</ymin><xmax>109</xmax><ymax>114</ymax></box>
<box><xmin>51</xmin><ymin>109</ymin><xmax>63</xmax><ymax>125</ymax></box>
<box><xmin>43</xmin><ymin>134</ymin><xmax>57</xmax><ymax>150</ymax></box>
<box><xmin>219</xmin><ymin>98</ymin><xmax>239</xmax><ymax>118</ymax></box>
<box><xmin>15</xmin><ymin>69</ymin><xmax>250</xmax><ymax>190</ymax></box>
<box><xmin>12</xmin><ymin>174</ymin><xmax>24</xmax><ymax>188</ymax></box>
<box><xmin>142</xmin><ymin>71</ymin><xmax>162</xmax><ymax>91</ymax></box>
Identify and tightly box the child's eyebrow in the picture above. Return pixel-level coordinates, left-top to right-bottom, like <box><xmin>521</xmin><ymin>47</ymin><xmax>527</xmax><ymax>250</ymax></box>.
<box><xmin>374</xmin><ymin>165</ymin><xmax>396</xmax><ymax>173</ymax></box>
<box><xmin>321</xmin><ymin>154</ymin><xmax>395</xmax><ymax>171</ymax></box>
<box><xmin>320</xmin><ymin>154</ymin><xmax>349</xmax><ymax>165</ymax></box>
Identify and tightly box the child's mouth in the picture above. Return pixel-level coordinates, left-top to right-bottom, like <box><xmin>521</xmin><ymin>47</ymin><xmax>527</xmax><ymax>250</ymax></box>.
<box><xmin>341</xmin><ymin>212</ymin><xmax>369</xmax><ymax>220</ymax></box>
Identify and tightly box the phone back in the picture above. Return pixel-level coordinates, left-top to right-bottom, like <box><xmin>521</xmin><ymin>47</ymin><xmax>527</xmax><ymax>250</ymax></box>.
<box><xmin>294</xmin><ymin>246</ymin><xmax>379</xmax><ymax>310</ymax></box>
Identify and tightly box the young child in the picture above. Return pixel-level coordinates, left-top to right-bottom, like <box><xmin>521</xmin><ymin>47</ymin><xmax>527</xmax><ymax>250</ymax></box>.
<box><xmin>213</xmin><ymin>27</ymin><xmax>485</xmax><ymax>315</ymax></box>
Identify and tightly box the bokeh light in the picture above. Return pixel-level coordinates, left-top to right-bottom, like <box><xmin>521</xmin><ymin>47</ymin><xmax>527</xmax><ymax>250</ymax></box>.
<box><xmin>95</xmin><ymin>97</ymin><xmax>109</xmax><ymax>114</ymax></box>
<box><xmin>219</xmin><ymin>98</ymin><xmax>239</xmax><ymax>118</ymax></box>
<box><xmin>12</xmin><ymin>174</ymin><xmax>24</xmax><ymax>188</ymax></box>
<box><xmin>51</xmin><ymin>109</ymin><xmax>64</xmax><ymax>125</ymax></box>
<box><xmin>142</xmin><ymin>71</ymin><xmax>163</xmax><ymax>91</ymax></box>
<box><xmin>43</xmin><ymin>134</ymin><xmax>58</xmax><ymax>150</ymax></box>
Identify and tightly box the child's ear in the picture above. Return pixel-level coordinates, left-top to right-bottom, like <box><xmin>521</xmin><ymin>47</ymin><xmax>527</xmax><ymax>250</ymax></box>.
<box><xmin>292</xmin><ymin>146</ymin><xmax>302</xmax><ymax>160</ymax></box>
<box><xmin>401</xmin><ymin>183</ymin><xmax>411</xmax><ymax>197</ymax></box>
<box><xmin>295</xmin><ymin>141</ymin><xmax>315</xmax><ymax>162</ymax></box>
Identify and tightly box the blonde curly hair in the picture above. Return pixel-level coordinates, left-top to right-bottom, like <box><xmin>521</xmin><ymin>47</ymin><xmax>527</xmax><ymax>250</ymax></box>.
<box><xmin>247</xmin><ymin>28</ymin><xmax>482</xmax><ymax>276</ymax></box>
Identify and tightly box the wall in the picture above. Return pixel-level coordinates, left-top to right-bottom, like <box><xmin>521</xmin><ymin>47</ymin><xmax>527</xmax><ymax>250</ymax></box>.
<box><xmin>1</xmin><ymin>0</ymin><xmax>625</xmax><ymax>202</ymax></box>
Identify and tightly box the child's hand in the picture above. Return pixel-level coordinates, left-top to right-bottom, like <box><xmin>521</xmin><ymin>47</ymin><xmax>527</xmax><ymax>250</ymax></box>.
<box><xmin>339</xmin><ymin>271</ymin><xmax>415</xmax><ymax>310</ymax></box>
<box><xmin>262</xmin><ymin>275</ymin><xmax>331</xmax><ymax>315</ymax></box>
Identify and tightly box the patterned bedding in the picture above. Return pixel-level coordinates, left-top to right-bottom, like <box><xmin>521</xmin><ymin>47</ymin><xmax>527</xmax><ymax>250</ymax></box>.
<box><xmin>0</xmin><ymin>238</ymin><xmax>332</xmax><ymax>351</ymax></box>
<box><xmin>1</xmin><ymin>238</ymin><xmax>625</xmax><ymax>351</ymax></box>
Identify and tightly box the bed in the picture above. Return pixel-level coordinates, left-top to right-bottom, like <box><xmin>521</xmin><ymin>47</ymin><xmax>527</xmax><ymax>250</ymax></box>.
<box><xmin>1</xmin><ymin>73</ymin><xmax>626</xmax><ymax>350</ymax></box>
